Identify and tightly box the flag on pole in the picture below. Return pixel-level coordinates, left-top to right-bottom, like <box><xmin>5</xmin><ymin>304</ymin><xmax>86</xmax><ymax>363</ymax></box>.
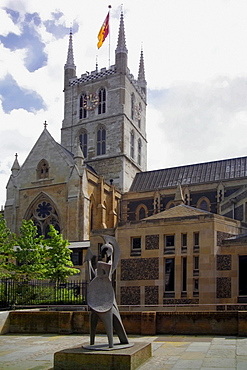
<box><xmin>97</xmin><ymin>12</ymin><xmax>110</xmax><ymax>49</ymax></box>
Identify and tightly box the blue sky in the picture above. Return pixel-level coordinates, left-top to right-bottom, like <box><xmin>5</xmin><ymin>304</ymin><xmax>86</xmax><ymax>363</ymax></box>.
<box><xmin>1</xmin><ymin>0</ymin><xmax>247</xmax><ymax>206</ymax></box>
<box><xmin>0</xmin><ymin>7</ymin><xmax>75</xmax><ymax>112</ymax></box>
<box><xmin>0</xmin><ymin>74</ymin><xmax>45</xmax><ymax>112</ymax></box>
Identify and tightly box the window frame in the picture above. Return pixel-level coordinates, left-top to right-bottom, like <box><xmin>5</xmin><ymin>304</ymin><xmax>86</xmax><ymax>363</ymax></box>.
<box><xmin>131</xmin><ymin>236</ymin><xmax>142</xmax><ymax>256</ymax></box>
<box><xmin>79</xmin><ymin>130</ymin><xmax>88</xmax><ymax>158</ymax></box>
<box><xmin>181</xmin><ymin>233</ymin><xmax>187</xmax><ymax>253</ymax></box>
<box><xmin>130</xmin><ymin>130</ymin><xmax>135</xmax><ymax>159</ymax></box>
<box><xmin>239</xmin><ymin>255</ymin><xmax>247</xmax><ymax>296</ymax></box>
<box><xmin>37</xmin><ymin>159</ymin><xmax>49</xmax><ymax>180</ymax></box>
<box><xmin>98</xmin><ymin>88</ymin><xmax>106</xmax><ymax>115</ymax></box>
<box><xmin>97</xmin><ymin>126</ymin><xmax>106</xmax><ymax>156</ymax></box>
<box><xmin>182</xmin><ymin>256</ymin><xmax>187</xmax><ymax>293</ymax></box>
<box><xmin>164</xmin><ymin>234</ymin><xmax>175</xmax><ymax>255</ymax></box>
<box><xmin>164</xmin><ymin>257</ymin><xmax>175</xmax><ymax>292</ymax></box>
<box><xmin>71</xmin><ymin>249</ymin><xmax>83</xmax><ymax>266</ymax></box>
<box><xmin>79</xmin><ymin>93</ymin><xmax>87</xmax><ymax>119</ymax></box>
<box><xmin>193</xmin><ymin>232</ymin><xmax>200</xmax><ymax>252</ymax></box>
<box><xmin>131</xmin><ymin>93</ymin><xmax>135</xmax><ymax>120</ymax></box>
<box><xmin>138</xmin><ymin>138</ymin><xmax>142</xmax><ymax>166</ymax></box>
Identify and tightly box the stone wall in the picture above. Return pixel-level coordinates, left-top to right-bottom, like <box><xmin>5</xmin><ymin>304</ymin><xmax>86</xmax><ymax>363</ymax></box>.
<box><xmin>120</xmin><ymin>258</ymin><xmax>159</xmax><ymax>280</ymax></box>
<box><xmin>3</xmin><ymin>310</ymin><xmax>247</xmax><ymax>336</ymax></box>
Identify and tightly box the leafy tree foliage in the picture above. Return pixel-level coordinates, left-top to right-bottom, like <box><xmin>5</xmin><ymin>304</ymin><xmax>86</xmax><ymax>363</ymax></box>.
<box><xmin>0</xmin><ymin>214</ymin><xmax>16</xmax><ymax>278</ymax></box>
<box><xmin>13</xmin><ymin>220</ymin><xmax>46</xmax><ymax>281</ymax></box>
<box><xmin>0</xmin><ymin>217</ymin><xmax>79</xmax><ymax>283</ymax></box>
<box><xmin>44</xmin><ymin>225</ymin><xmax>80</xmax><ymax>283</ymax></box>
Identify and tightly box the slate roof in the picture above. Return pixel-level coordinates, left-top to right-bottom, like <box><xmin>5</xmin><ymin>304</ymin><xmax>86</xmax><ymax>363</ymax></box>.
<box><xmin>143</xmin><ymin>204</ymin><xmax>210</xmax><ymax>221</ymax></box>
<box><xmin>130</xmin><ymin>156</ymin><xmax>247</xmax><ymax>192</ymax></box>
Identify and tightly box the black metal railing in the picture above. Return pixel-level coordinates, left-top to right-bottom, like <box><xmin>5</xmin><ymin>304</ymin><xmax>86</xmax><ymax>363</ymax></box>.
<box><xmin>0</xmin><ymin>279</ymin><xmax>87</xmax><ymax>309</ymax></box>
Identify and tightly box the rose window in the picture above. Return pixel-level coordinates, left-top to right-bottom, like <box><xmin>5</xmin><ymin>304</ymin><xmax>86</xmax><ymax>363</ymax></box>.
<box><xmin>36</xmin><ymin>202</ymin><xmax>52</xmax><ymax>219</ymax></box>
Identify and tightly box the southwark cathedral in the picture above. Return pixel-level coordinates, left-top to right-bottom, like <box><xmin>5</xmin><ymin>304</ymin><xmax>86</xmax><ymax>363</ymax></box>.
<box><xmin>5</xmin><ymin>12</ymin><xmax>247</xmax><ymax>307</ymax></box>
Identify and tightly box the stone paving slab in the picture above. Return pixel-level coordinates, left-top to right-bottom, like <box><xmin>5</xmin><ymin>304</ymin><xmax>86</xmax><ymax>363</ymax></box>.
<box><xmin>0</xmin><ymin>334</ymin><xmax>247</xmax><ymax>369</ymax></box>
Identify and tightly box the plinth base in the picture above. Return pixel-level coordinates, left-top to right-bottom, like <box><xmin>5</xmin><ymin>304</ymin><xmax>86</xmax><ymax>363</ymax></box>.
<box><xmin>83</xmin><ymin>342</ymin><xmax>134</xmax><ymax>351</ymax></box>
<box><xmin>54</xmin><ymin>342</ymin><xmax>151</xmax><ymax>370</ymax></box>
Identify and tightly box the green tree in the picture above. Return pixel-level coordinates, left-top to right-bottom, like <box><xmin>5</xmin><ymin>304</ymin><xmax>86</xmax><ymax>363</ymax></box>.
<box><xmin>44</xmin><ymin>225</ymin><xmax>79</xmax><ymax>283</ymax></box>
<box><xmin>0</xmin><ymin>214</ymin><xmax>16</xmax><ymax>278</ymax></box>
<box><xmin>13</xmin><ymin>219</ymin><xmax>46</xmax><ymax>281</ymax></box>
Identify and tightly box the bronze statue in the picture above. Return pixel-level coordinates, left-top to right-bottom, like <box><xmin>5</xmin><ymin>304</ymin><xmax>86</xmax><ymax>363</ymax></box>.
<box><xmin>84</xmin><ymin>235</ymin><xmax>129</xmax><ymax>349</ymax></box>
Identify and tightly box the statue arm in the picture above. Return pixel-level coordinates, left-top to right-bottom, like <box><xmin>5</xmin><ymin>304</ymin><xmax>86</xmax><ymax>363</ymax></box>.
<box><xmin>84</xmin><ymin>247</ymin><xmax>96</xmax><ymax>281</ymax></box>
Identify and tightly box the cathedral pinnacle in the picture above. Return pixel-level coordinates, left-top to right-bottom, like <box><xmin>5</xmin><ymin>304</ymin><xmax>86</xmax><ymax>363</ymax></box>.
<box><xmin>137</xmin><ymin>47</ymin><xmax>147</xmax><ymax>97</ymax></box>
<box><xmin>73</xmin><ymin>138</ymin><xmax>84</xmax><ymax>169</ymax></box>
<box><xmin>65</xmin><ymin>29</ymin><xmax>76</xmax><ymax>70</ymax></box>
<box><xmin>11</xmin><ymin>153</ymin><xmax>20</xmax><ymax>176</ymax></box>
<box><xmin>115</xmin><ymin>11</ymin><xmax>128</xmax><ymax>55</ymax></box>
<box><xmin>138</xmin><ymin>48</ymin><xmax>146</xmax><ymax>82</ymax></box>
<box><xmin>115</xmin><ymin>11</ymin><xmax>128</xmax><ymax>74</ymax></box>
<box><xmin>174</xmin><ymin>183</ymin><xmax>185</xmax><ymax>203</ymax></box>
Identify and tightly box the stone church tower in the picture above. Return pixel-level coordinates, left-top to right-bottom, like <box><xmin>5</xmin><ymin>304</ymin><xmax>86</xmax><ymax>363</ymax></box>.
<box><xmin>4</xmin><ymin>12</ymin><xmax>146</xmax><ymax>253</ymax></box>
<box><xmin>61</xmin><ymin>12</ymin><xmax>147</xmax><ymax>192</ymax></box>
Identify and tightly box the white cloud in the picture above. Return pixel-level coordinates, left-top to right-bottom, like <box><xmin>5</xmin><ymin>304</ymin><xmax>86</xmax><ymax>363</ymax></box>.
<box><xmin>0</xmin><ymin>8</ymin><xmax>21</xmax><ymax>36</ymax></box>
<box><xmin>147</xmin><ymin>76</ymin><xmax>247</xmax><ymax>170</ymax></box>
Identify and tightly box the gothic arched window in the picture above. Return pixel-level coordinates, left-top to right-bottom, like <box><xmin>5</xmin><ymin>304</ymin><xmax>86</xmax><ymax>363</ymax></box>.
<box><xmin>37</xmin><ymin>159</ymin><xmax>49</xmax><ymax>180</ymax></box>
<box><xmin>166</xmin><ymin>201</ymin><xmax>176</xmax><ymax>210</ymax></box>
<box><xmin>79</xmin><ymin>130</ymin><xmax>88</xmax><ymax>158</ymax></box>
<box><xmin>131</xmin><ymin>93</ymin><xmax>135</xmax><ymax>120</ymax></box>
<box><xmin>90</xmin><ymin>198</ymin><xmax>95</xmax><ymax>231</ymax></box>
<box><xmin>98</xmin><ymin>88</ymin><xmax>106</xmax><ymax>114</ymax></box>
<box><xmin>197</xmin><ymin>197</ymin><xmax>210</xmax><ymax>212</ymax></box>
<box><xmin>79</xmin><ymin>93</ymin><xmax>87</xmax><ymax>119</ymax></box>
<box><xmin>138</xmin><ymin>102</ymin><xmax>142</xmax><ymax>128</ymax></box>
<box><xmin>130</xmin><ymin>130</ymin><xmax>134</xmax><ymax>159</ymax></box>
<box><xmin>97</xmin><ymin>125</ymin><xmax>106</xmax><ymax>155</ymax></box>
<box><xmin>136</xmin><ymin>204</ymin><xmax>148</xmax><ymax>220</ymax></box>
<box><xmin>138</xmin><ymin>138</ymin><xmax>142</xmax><ymax>165</ymax></box>
<box><xmin>25</xmin><ymin>195</ymin><xmax>60</xmax><ymax>238</ymax></box>
<box><xmin>139</xmin><ymin>207</ymin><xmax>146</xmax><ymax>220</ymax></box>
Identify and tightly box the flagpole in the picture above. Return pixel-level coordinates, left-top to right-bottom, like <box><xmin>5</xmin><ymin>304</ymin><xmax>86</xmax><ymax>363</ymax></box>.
<box><xmin>108</xmin><ymin>5</ymin><xmax>111</xmax><ymax>68</ymax></box>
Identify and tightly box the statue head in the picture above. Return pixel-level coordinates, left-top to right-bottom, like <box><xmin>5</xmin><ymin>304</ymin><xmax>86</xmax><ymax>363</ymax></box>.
<box><xmin>101</xmin><ymin>243</ymin><xmax>113</xmax><ymax>262</ymax></box>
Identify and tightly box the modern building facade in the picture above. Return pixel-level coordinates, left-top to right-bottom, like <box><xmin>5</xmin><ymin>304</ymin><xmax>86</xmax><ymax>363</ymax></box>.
<box><xmin>116</xmin><ymin>204</ymin><xmax>247</xmax><ymax>307</ymax></box>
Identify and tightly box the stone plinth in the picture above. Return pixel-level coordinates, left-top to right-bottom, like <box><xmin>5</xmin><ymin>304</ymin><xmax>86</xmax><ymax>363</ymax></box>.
<box><xmin>54</xmin><ymin>342</ymin><xmax>151</xmax><ymax>370</ymax></box>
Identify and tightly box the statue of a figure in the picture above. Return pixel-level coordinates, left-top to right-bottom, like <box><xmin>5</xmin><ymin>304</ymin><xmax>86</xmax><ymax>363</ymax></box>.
<box><xmin>84</xmin><ymin>235</ymin><xmax>129</xmax><ymax>349</ymax></box>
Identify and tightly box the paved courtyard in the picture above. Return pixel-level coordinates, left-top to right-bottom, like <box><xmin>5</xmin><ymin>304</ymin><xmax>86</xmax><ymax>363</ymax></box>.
<box><xmin>0</xmin><ymin>333</ymin><xmax>247</xmax><ymax>369</ymax></box>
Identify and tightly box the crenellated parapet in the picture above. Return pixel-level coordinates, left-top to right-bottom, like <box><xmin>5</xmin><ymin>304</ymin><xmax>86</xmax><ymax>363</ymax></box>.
<box><xmin>70</xmin><ymin>66</ymin><xmax>116</xmax><ymax>86</ymax></box>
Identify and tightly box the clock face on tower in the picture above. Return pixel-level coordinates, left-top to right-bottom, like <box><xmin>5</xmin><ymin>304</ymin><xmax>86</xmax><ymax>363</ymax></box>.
<box><xmin>83</xmin><ymin>93</ymin><xmax>99</xmax><ymax>110</ymax></box>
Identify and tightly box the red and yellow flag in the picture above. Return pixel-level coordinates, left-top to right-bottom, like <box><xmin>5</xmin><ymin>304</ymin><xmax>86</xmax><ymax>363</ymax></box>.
<box><xmin>97</xmin><ymin>12</ymin><xmax>110</xmax><ymax>49</ymax></box>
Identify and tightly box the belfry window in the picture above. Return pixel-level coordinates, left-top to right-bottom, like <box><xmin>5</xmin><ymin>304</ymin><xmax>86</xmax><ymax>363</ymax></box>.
<box><xmin>37</xmin><ymin>159</ymin><xmax>49</xmax><ymax>180</ymax></box>
<box><xmin>130</xmin><ymin>130</ymin><xmax>134</xmax><ymax>159</ymax></box>
<box><xmin>98</xmin><ymin>88</ymin><xmax>106</xmax><ymax>114</ymax></box>
<box><xmin>138</xmin><ymin>138</ymin><xmax>141</xmax><ymax>165</ymax></box>
<box><xmin>79</xmin><ymin>130</ymin><xmax>88</xmax><ymax>158</ymax></box>
<box><xmin>79</xmin><ymin>94</ymin><xmax>87</xmax><ymax>119</ymax></box>
<box><xmin>138</xmin><ymin>103</ymin><xmax>142</xmax><ymax>128</ymax></box>
<box><xmin>97</xmin><ymin>126</ymin><xmax>106</xmax><ymax>155</ymax></box>
<box><xmin>131</xmin><ymin>93</ymin><xmax>135</xmax><ymax>120</ymax></box>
